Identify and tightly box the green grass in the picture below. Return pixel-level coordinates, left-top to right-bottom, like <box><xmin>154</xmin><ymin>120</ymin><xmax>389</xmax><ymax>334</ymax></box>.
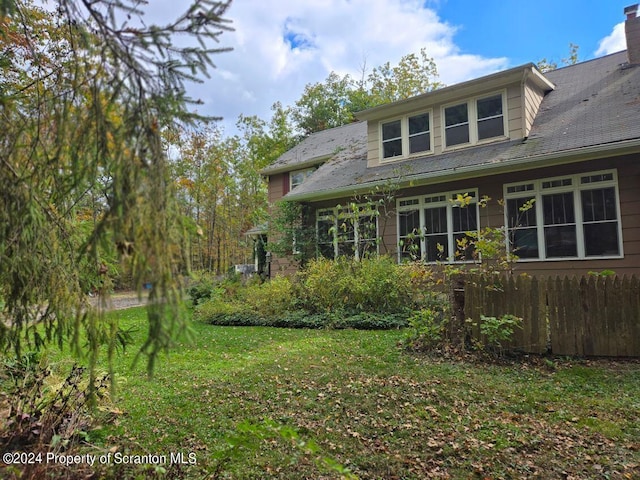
<box><xmin>50</xmin><ymin>307</ymin><xmax>640</xmax><ymax>479</ymax></box>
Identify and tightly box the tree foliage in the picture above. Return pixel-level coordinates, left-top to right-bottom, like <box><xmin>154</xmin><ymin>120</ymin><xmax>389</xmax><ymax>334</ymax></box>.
<box><xmin>537</xmin><ymin>43</ymin><xmax>580</xmax><ymax>73</ymax></box>
<box><xmin>0</xmin><ymin>0</ymin><xmax>232</xmax><ymax>376</ymax></box>
<box><xmin>291</xmin><ymin>47</ymin><xmax>442</xmax><ymax>136</ymax></box>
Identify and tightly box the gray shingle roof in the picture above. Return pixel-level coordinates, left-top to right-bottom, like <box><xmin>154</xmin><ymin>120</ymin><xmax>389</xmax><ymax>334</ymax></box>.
<box><xmin>283</xmin><ymin>51</ymin><xmax>640</xmax><ymax>201</ymax></box>
<box><xmin>261</xmin><ymin>121</ymin><xmax>367</xmax><ymax>175</ymax></box>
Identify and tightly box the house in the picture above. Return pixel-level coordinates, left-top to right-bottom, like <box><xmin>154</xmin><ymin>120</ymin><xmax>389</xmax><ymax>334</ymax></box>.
<box><xmin>259</xmin><ymin>5</ymin><xmax>640</xmax><ymax>277</ymax></box>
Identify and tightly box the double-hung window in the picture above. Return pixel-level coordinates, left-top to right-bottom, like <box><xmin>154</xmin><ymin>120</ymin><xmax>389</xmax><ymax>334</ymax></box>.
<box><xmin>397</xmin><ymin>190</ymin><xmax>480</xmax><ymax>263</ymax></box>
<box><xmin>505</xmin><ymin>170</ymin><xmax>622</xmax><ymax>260</ymax></box>
<box><xmin>381</xmin><ymin>111</ymin><xmax>432</xmax><ymax>160</ymax></box>
<box><xmin>443</xmin><ymin>92</ymin><xmax>506</xmax><ymax>148</ymax></box>
<box><xmin>476</xmin><ymin>94</ymin><xmax>504</xmax><ymax>140</ymax></box>
<box><xmin>316</xmin><ymin>205</ymin><xmax>379</xmax><ymax>260</ymax></box>
<box><xmin>444</xmin><ymin>103</ymin><xmax>470</xmax><ymax>147</ymax></box>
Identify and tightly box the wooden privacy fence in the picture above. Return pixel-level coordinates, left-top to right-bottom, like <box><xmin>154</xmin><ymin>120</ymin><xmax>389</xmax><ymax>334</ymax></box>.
<box><xmin>463</xmin><ymin>275</ymin><xmax>640</xmax><ymax>357</ymax></box>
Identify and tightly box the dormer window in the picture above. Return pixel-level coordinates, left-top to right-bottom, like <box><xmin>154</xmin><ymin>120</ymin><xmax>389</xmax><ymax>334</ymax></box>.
<box><xmin>381</xmin><ymin>111</ymin><xmax>432</xmax><ymax>160</ymax></box>
<box><xmin>444</xmin><ymin>103</ymin><xmax>470</xmax><ymax>146</ymax></box>
<box><xmin>477</xmin><ymin>94</ymin><xmax>504</xmax><ymax>140</ymax></box>
<box><xmin>382</xmin><ymin>120</ymin><xmax>402</xmax><ymax>158</ymax></box>
<box><xmin>409</xmin><ymin>113</ymin><xmax>431</xmax><ymax>154</ymax></box>
<box><xmin>290</xmin><ymin>167</ymin><xmax>316</xmax><ymax>190</ymax></box>
<box><xmin>443</xmin><ymin>91</ymin><xmax>506</xmax><ymax>149</ymax></box>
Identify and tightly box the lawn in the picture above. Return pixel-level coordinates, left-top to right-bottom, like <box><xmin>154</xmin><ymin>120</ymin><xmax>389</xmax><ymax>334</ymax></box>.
<box><xmin>54</xmin><ymin>307</ymin><xmax>640</xmax><ymax>479</ymax></box>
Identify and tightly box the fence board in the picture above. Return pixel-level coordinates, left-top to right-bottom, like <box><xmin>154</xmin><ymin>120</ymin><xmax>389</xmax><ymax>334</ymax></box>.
<box><xmin>461</xmin><ymin>274</ymin><xmax>639</xmax><ymax>357</ymax></box>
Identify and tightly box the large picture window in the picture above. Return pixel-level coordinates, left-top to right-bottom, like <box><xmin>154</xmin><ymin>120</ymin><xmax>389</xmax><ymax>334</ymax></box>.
<box><xmin>505</xmin><ymin>170</ymin><xmax>622</xmax><ymax>260</ymax></box>
<box><xmin>381</xmin><ymin>111</ymin><xmax>432</xmax><ymax>160</ymax></box>
<box><xmin>397</xmin><ymin>190</ymin><xmax>480</xmax><ymax>263</ymax></box>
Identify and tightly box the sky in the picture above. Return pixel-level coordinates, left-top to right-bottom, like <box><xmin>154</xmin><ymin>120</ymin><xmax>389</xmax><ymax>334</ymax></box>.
<box><xmin>153</xmin><ymin>0</ymin><xmax>633</xmax><ymax>136</ymax></box>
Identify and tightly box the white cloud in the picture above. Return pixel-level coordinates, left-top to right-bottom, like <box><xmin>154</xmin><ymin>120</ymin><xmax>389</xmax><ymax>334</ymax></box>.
<box><xmin>151</xmin><ymin>0</ymin><xmax>509</xmax><ymax>135</ymax></box>
<box><xmin>595</xmin><ymin>22</ymin><xmax>626</xmax><ymax>56</ymax></box>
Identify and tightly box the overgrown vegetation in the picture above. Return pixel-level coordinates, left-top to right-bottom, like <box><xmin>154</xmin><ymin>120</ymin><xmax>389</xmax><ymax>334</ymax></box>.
<box><xmin>193</xmin><ymin>257</ymin><xmax>415</xmax><ymax>330</ymax></box>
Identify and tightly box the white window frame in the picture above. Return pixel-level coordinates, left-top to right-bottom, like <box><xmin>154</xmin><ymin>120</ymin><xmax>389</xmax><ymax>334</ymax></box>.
<box><xmin>316</xmin><ymin>205</ymin><xmax>379</xmax><ymax>260</ymax></box>
<box><xmin>442</xmin><ymin>90</ymin><xmax>508</xmax><ymax>150</ymax></box>
<box><xmin>379</xmin><ymin>110</ymin><xmax>433</xmax><ymax>162</ymax></box>
<box><xmin>290</xmin><ymin>167</ymin><xmax>316</xmax><ymax>190</ymax></box>
<box><xmin>504</xmin><ymin>169</ymin><xmax>623</xmax><ymax>261</ymax></box>
<box><xmin>396</xmin><ymin>189</ymin><xmax>480</xmax><ymax>263</ymax></box>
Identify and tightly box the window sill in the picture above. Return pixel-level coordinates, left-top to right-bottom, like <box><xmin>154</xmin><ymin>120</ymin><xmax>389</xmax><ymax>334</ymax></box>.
<box><xmin>380</xmin><ymin>150</ymin><xmax>434</xmax><ymax>164</ymax></box>
<box><xmin>442</xmin><ymin>135</ymin><xmax>510</xmax><ymax>153</ymax></box>
<box><xmin>513</xmin><ymin>254</ymin><xmax>624</xmax><ymax>263</ymax></box>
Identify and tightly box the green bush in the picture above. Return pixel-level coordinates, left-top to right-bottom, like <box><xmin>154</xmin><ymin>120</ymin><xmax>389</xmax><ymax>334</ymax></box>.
<box><xmin>477</xmin><ymin>314</ymin><xmax>522</xmax><ymax>354</ymax></box>
<box><xmin>242</xmin><ymin>276</ymin><xmax>295</xmax><ymax>318</ymax></box>
<box><xmin>187</xmin><ymin>273</ymin><xmax>224</xmax><ymax>306</ymax></box>
<box><xmin>193</xmin><ymin>298</ymin><xmax>245</xmax><ymax>323</ymax></box>
<box><xmin>332</xmin><ymin>312</ymin><xmax>408</xmax><ymax>330</ymax></box>
<box><xmin>194</xmin><ymin>256</ymin><xmax>438</xmax><ymax>331</ymax></box>
<box><xmin>296</xmin><ymin>256</ymin><xmax>413</xmax><ymax>314</ymax></box>
<box><xmin>404</xmin><ymin>308</ymin><xmax>448</xmax><ymax>351</ymax></box>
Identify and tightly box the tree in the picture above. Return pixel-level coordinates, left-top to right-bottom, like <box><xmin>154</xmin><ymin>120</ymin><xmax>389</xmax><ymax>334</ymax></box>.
<box><xmin>291</xmin><ymin>72</ymin><xmax>355</xmax><ymax>136</ymax></box>
<box><xmin>366</xmin><ymin>47</ymin><xmax>443</xmax><ymax>105</ymax></box>
<box><xmin>537</xmin><ymin>43</ymin><xmax>580</xmax><ymax>73</ymax></box>
<box><xmin>0</xmin><ymin>0</ymin><xmax>233</xmax><ymax>377</ymax></box>
<box><xmin>290</xmin><ymin>48</ymin><xmax>443</xmax><ymax>135</ymax></box>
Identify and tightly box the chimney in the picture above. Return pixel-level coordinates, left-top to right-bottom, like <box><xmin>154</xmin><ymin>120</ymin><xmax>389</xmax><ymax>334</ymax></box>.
<box><xmin>625</xmin><ymin>4</ymin><xmax>640</xmax><ymax>64</ymax></box>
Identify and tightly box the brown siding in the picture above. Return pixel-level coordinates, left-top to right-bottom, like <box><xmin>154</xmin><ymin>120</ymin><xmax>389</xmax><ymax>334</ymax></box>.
<box><xmin>267</xmin><ymin>173</ymin><xmax>286</xmax><ymax>205</ymax></box>
<box><xmin>298</xmin><ymin>154</ymin><xmax>640</xmax><ymax>276</ymax></box>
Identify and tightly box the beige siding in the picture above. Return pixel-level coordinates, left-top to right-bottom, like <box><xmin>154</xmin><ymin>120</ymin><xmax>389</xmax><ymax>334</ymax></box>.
<box><xmin>365</xmin><ymin>81</ymin><xmax>528</xmax><ymax>167</ymax></box>
<box><xmin>523</xmin><ymin>81</ymin><xmax>546</xmax><ymax>137</ymax></box>
<box><xmin>432</xmin><ymin>108</ymin><xmax>443</xmax><ymax>154</ymax></box>
<box><xmin>506</xmin><ymin>84</ymin><xmax>523</xmax><ymax>139</ymax></box>
<box><xmin>366</xmin><ymin>122</ymin><xmax>380</xmax><ymax>167</ymax></box>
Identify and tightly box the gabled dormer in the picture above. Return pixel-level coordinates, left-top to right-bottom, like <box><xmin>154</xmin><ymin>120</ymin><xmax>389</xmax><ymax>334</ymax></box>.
<box><xmin>356</xmin><ymin>64</ymin><xmax>555</xmax><ymax>168</ymax></box>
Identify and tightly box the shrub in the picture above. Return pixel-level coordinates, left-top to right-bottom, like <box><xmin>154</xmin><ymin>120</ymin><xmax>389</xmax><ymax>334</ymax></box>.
<box><xmin>332</xmin><ymin>312</ymin><xmax>408</xmax><ymax>330</ymax></box>
<box><xmin>404</xmin><ymin>308</ymin><xmax>448</xmax><ymax>351</ymax></box>
<box><xmin>296</xmin><ymin>256</ymin><xmax>413</xmax><ymax>314</ymax></box>
<box><xmin>242</xmin><ymin>276</ymin><xmax>295</xmax><ymax>318</ymax></box>
<box><xmin>193</xmin><ymin>298</ymin><xmax>245</xmax><ymax>323</ymax></box>
<box><xmin>187</xmin><ymin>273</ymin><xmax>221</xmax><ymax>306</ymax></box>
<box><xmin>477</xmin><ymin>314</ymin><xmax>522</xmax><ymax>355</ymax></box>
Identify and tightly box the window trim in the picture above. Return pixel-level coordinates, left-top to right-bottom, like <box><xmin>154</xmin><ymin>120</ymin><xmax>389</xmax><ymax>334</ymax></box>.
<box><xmin>396</xmin><ymin>189</ymin><xmax>480</xmax><ymax>263</ymax></box>
<box><xmin>379</xmin><ymin>110</ymin><xmax>434</xmax><ymax>162</ymax></box>
<box><xmin>441</xmin><ymin>90</ymin><xmax>508</xmax><ymax>150</ymax></box>
<box><xmin>503</xmin><ymin>169</ymin><xmax>623</xmax><ymax>262</ymax></box>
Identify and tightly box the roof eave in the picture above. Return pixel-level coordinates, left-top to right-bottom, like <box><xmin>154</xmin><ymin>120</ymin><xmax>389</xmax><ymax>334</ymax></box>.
<box><xmin>284</xmin><ymin>138</ymin><xmax>640</xmax><ymax>202</ymax></box>
<box><xmin>260</xmin><ymin>155</ymin><xmax>330</xmax><ymax>176</ymax></box>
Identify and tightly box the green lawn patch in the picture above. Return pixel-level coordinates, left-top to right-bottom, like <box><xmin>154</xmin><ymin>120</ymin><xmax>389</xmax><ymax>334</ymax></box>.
<box><xmin>47</xmin><ymin>308</ymin><xmax>640</xmax><ymax>478</ymax></box>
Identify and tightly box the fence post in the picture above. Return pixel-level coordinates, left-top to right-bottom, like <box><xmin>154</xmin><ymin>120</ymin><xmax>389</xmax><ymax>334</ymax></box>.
<box><xmin>449</xmin><ymin>273</ymin><xmax>467</xmax><ymax>349</ymax></box>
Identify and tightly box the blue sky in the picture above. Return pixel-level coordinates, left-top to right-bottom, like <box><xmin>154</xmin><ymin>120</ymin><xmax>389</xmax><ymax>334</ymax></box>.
<box><xmin>154</xmin><ymin>0</ymin><xmax>632</xmax><ymax>135</ymax></box>
<box><xmin>435</xmin><ymin>0</ymin><xmax>629</xmax><ymax>65</ymax></box>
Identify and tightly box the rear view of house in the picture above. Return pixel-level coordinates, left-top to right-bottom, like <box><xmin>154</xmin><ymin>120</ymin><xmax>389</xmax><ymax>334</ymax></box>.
<box><xmin>260</xmin><ymin>5</ymin><xmax>640</xmax><ymax>278</ymax></box>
